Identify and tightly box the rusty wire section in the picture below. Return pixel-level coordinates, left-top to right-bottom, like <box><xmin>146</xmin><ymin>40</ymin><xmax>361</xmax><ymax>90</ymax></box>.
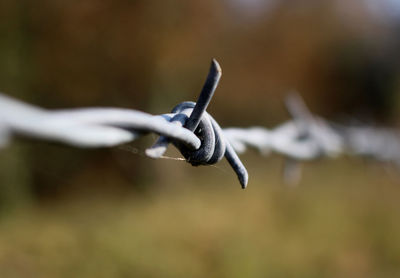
<box><xmin>1</xmin><ymin>60</ymin><xmax>400</xmax><ymax>188</ymax></box>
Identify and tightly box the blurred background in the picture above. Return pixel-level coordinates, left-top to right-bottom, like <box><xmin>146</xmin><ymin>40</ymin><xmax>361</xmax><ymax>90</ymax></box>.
<box><xmin>1</xmin><ymin>0</ymin><xmax>400</xmax><ymax>277</ymax></box>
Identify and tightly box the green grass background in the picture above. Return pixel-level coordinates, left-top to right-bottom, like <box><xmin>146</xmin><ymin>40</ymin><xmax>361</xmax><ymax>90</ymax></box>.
<box><xmin>0</xmin><ymin>152</ymin><xmax>399</xmax><ymax>278</ymax></box>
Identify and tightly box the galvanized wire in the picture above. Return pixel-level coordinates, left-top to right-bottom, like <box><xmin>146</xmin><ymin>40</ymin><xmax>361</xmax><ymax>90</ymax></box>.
<box><xmin>1</xmin><ymin>60</ymin><xmax>400</xmax><ymax>188</ymax></box>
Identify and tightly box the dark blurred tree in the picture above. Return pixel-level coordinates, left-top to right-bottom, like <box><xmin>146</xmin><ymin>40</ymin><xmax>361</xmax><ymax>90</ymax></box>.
<box><xmin>317</xmin><ymin>39</ymin><xmax>399</xmax><ymax>122</ymax></box>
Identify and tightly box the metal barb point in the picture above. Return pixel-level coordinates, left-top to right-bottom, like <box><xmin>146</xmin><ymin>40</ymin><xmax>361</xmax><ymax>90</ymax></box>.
<box><xmin>185</xmin><ymin>59</ymin><xmax>222</xmax><ymax>132</ymax></box>
<box><xmin>145</xmin><ymin>59</ymin><xmax>222</xmax><ymax>159</ymax></box>
<box><xmin>285</xmin><ymin>91</ymin><xmax>313</xmax><ymax>122</ymax></box>
<box><xmin>225</xmin><ymin>143</ymin><xmax>249</xmax><ymax>189</ymax></box>
<box><xmin>184</xmin><ymin>59</ymin><xmax>248</xmax><ymax>188</ymax></box>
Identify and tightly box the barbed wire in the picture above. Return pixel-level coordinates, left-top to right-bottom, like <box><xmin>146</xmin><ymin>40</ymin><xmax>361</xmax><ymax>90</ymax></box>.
<box><xmin>1</xmin><ymin>59</ymin><xmax>399</xmax><ymax>188</ymax></box>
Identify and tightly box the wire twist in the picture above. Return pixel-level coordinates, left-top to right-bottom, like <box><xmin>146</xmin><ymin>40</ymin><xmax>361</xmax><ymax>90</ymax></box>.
<box><xmin>146</xmin><ymin>60</ymin><xmax>248</xmax><ymax>188</ymax></box>
<box><xmin>1</xmin><ymin>60</ymin><xmax>400</xmax><ymax>188</ymax></box>
<box><xmin>0</xmin><ymin>59</ymin><xmax>249</xmax><ymax>188</ymax></box>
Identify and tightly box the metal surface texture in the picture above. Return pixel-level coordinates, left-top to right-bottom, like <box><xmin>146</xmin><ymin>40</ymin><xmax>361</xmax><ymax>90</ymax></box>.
<box><xmin>1</xmin><ymin>60</ymin><xmax>399</xmax><ymax>188</ymax></box>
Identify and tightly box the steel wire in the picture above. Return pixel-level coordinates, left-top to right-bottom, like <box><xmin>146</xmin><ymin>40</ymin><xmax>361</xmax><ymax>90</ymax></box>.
<box><xmin>1</xmin><ymin>60</ymin><xmax>399</xmax><ymax>188</ymax></box>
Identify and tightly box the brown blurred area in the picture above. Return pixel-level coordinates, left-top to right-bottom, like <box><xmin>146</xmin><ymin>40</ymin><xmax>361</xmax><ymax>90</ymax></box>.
<box><xmin>1</xmin><ymin>0</ymin><xmax>399</xmax><ymax>210</ymax></box>
<box><xmin>0</xmin><ymin>0</ymin><xmax>399</xmax><ymax>201</ymax></box>
<box><xmin>0</xmin><ymin>1</ymin><xmax>400</xmax><ymax>277</ymax></box>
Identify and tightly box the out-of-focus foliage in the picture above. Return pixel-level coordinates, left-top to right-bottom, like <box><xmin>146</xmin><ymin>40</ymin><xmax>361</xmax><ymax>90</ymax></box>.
<box><xmin>0</xmin><ymin>0</ymin><xmax>400</xmax><ymax>276</ymax></box>
<box><xmin>1</xmin><ymin>159</ymin><xmax>400</xmax><ymax>278</ymax></box>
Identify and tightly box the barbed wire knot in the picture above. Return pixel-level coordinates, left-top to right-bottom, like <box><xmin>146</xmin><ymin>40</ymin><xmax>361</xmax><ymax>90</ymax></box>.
<box><xmin>146</xmin><ymin>59</ymin><xmax>249</xmax><ymax>188</ymax></box>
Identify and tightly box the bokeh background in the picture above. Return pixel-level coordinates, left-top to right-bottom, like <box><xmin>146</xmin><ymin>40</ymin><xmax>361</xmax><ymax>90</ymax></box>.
<box><xmin>1</xmin><ymin>0</ymin><xmax>400</xmax><ymax>277</ymax></box>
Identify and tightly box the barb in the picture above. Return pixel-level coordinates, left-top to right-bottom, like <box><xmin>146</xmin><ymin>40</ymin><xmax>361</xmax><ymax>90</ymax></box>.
<box><xmin>146</xmin><ymin>60</ymin><xmax>247</xmax><ymax>188</ymax></box>
<box><xmin>1</xmin><ymin>61</ymin><xmax>400</xmax><ymax>188</ymax></box>
<box><xmin>0</xmin><ymin>59</ymin><xmax>248</xmax><ymax>188</ymax></box>
<box><xmin>185</xmin><ymin>59</ymin><xmax>221</xmax><ymax>131</ymax></box>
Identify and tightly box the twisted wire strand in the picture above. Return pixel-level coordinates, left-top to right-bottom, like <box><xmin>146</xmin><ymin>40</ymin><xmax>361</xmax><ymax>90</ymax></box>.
<box><xmin>0</xmin><ymin>93</ymin><xmax>200</xmax><ymax>149</ymax></box>
<box><xmin>1</xmin><ymin>60</ymin><xmax>400</xmax><ymax>188</ymax></box>
<box><xmin>224</xmin><ymin>93</ymin><xmax>344</xmax><ymax>160</ymax></box>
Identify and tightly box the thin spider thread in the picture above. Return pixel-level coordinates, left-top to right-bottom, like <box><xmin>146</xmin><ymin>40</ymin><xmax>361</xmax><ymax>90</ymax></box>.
<box><xmin>118</xmin><ymin>145</ymin><xmax>186</xmax><ymax>161</ymax></box>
